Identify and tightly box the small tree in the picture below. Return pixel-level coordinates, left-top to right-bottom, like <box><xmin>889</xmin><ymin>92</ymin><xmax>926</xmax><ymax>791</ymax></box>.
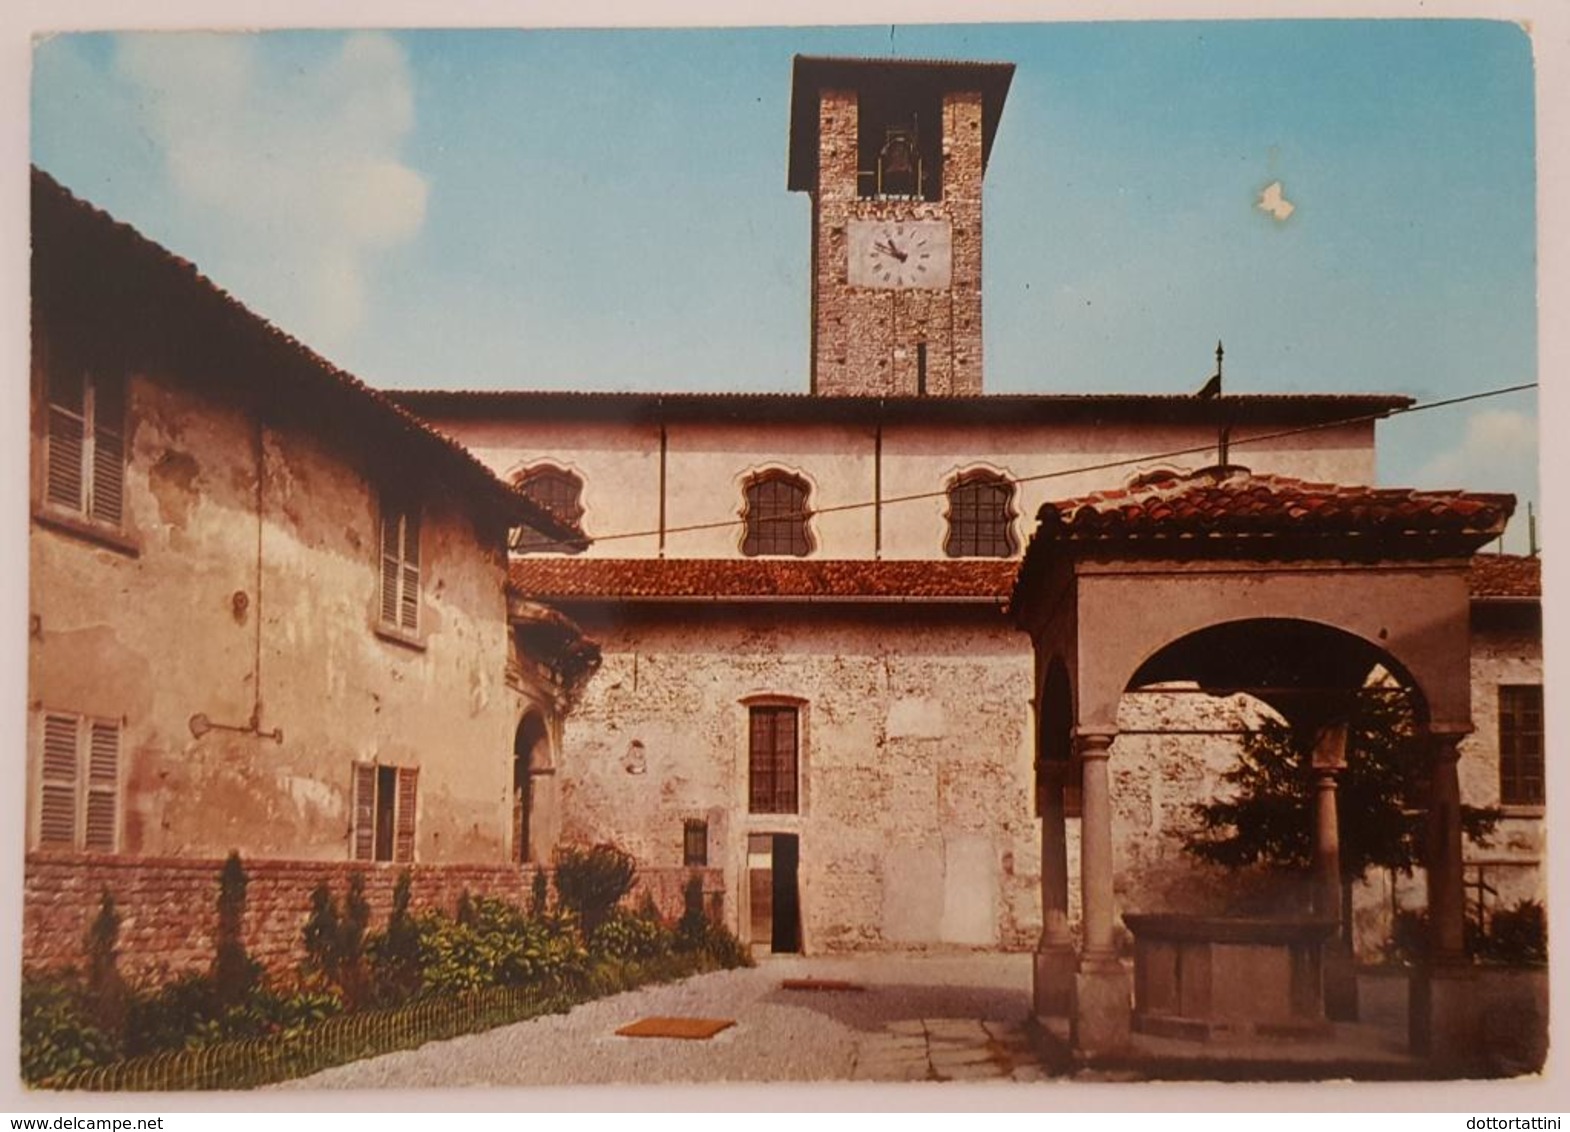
<box><xmin>1186</xmin><ymin>686</ymin><xmax>1498</xmax><ymax>942</ymax></box>
<box><xmin>302</xmin><ymin>882</ymin><xmax>343</xmax><ymax>981</ymax></box>
<box><xmin>529</xmin><ymin>868</ymin><xmax>550</xmax><ymax>922</ymax></box>
<box><xmin>553</xmin><ymin>843</ymin><xmax>637</xmax><ymax>940</ymax></box>
<box><xmin>340</xmin><ymin>872</ymin><xmax>372</xmax><ymax>1006</ymax></box>
<box><xmin>370</xmin><ymin>868</ymin><xmax>422</xmax><ymax>1004</ymax></box>
<box><xmin>84</xmin><ymin>889</ymin><xmax>128</xmax><ymax>1043</ymax></box>
<box><xmin>211</xmin><ymin>851</ymin><xmax>259</xmax><ymax>1008</ymax></box>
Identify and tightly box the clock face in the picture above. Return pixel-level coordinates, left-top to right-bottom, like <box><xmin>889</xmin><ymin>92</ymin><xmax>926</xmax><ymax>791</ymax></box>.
<box><xmin>847</xmin><ymin>218</ymin><xmax>952</xmax><ymax>290</ymax></box>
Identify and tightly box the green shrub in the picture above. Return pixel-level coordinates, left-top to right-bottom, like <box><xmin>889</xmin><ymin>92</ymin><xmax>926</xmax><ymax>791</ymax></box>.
<box><xmin>367</xmin><ymin>869</ymin><xmax>422</xmax><ymax>1005</ymax></box>
<box><xmin>529</xmin><ymin>868</ymin><xmax>550</xmax><ymax>921</ymax></box>
<box><xmin>553</xmin><ymin>843</ymin><xmax>637</xmax><ymax>940</ymax></box>
<box><xmin>125</xmin><ymin>971</ymin><xmax>216</xmax><ymax>1055</ymax></box>
<box><xmin>1483</xmin><ymin>900</ymin><xmax>1548</xmax><ymax>965</ymax></box>
<box><xmin>302</xmin><ymin>883</ymin><xmax>343</xmax><ymax>981</ymax></box>
<box><xmin>590</xmin><ymin>907</ymin><xmax>672</xmax><ymax>961</ymax></box>
<box><xmin>673</xmin><ymin>873</ymin><xmax>752</xmax><ymax>968</ymax></box>
<box><xmin>21</xmin><ymin>975</ymin><xmax>117</xmax><ymax>1084</ymax></box>
<box><xmin>84</xmin><ymin>890</ymin><xmax>128</xmax><ymax>1043</ymax></box>
<box><xmin>212</xmin><ymin>852</ymin><xmax>260</xmax><ymax>1009</ymax></box>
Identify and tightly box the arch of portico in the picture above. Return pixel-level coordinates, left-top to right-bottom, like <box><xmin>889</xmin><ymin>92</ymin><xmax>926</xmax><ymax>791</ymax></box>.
<box><xmin>1011</xmin><ymin>466</ymin><xmax>1514</xmax><ymax>1068</ymax></box>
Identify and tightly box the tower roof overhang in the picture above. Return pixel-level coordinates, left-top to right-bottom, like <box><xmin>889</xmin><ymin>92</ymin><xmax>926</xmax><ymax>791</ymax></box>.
<box><xmin>787</xmin><ymin>55</ymin><xmax>1016</xmax><ymax>192</ymax></box>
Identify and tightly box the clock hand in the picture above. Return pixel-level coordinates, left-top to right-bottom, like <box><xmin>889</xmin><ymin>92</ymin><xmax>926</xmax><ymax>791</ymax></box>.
<box><xmin>875</xmin><ymin>239</ymin><xmax>909</xmax><ymax>263</ymax></box>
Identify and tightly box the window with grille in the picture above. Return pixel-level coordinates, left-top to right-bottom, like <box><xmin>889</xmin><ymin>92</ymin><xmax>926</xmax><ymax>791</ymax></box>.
<box><xmin>748</xmin><ymin>706</ymin><xmax>799</xmax><ymax>814</ymax></box>
<box><xmin>37</xmin><ymin>712</ymin><xmax>119</xmax><ymax>852</ymax></box>
<box><xmin>44</xmin><ymin>366</ymin><xmax>125</xmax><ymax>528</ymax></box>
<box><xmin>379</xmin><ymin>502</ymin><xmax>420</xmax><ymax>634</ymax></box>
<box><xmin>742</xmin><ymin>473</ymin><xmax>812</xmax><ymax>557</ymax></box>
<box><xmin>1499</xmin><ymin>685</ymin><xmax>1544</xmax><ymax>806</ymax></box>
<box><xmin>684</xmin><ymin>819</ymin><xmax>709</xmax><ymax>867</ymax></box>
<box><xmin>512</xmin><ymin>467</ymin><xmax>586</xmax><ymax>554</ymax></box>
<box><xmin>944</xmin><ymin>472</ymin><xmax>1017</xmax><ymax>558</ymax></box>
<box><xmin>352</xmin><ymin>762</ymin><xmax>419</xmax><ymax>862</ymax></box>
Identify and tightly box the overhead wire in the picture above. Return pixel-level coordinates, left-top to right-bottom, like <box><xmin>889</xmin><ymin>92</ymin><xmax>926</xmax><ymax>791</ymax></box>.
<box><xmin>573</xmin><ymin>381</ymin><xmax>1537</xmax><ymax>547</ymax></box>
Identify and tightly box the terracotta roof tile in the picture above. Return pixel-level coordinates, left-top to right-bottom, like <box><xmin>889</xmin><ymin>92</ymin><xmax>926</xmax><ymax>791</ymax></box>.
<box><xmin>1029</xmin><ymin>465</ymin><xmax>1514</xmax><ymax>551</ymax></box>
<box><xmin>509</xmin><ymin>558</ymin><xmax>1017</xmax><ymax>601</ymax></box>
<box><xmin>1469</xmin><ymin>554</ymin><xmax>1541</xmax><ymax>599</ymax></box>
<box><xmin>31</xmin><ymin>167</ymin><xmax>582</xmax><ymax>545</ymax></box>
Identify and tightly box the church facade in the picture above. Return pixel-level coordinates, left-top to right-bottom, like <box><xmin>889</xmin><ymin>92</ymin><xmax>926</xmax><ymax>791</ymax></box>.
<box><xmin>398</xmin><ymin>56</ymin><xmax>1544</xmax><ymax>956</ymax></box>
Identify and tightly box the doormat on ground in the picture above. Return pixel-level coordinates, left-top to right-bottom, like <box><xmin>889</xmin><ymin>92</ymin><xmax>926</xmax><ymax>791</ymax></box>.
<box><xmin>615</xmin><ymin>1017</ymin><xmax>736</xmax><ymax>1040</ymax></box>
<box><xmin>781</xmin><ymin>978</ymin><xmax>866</xmax><ymax>992</ymax></box>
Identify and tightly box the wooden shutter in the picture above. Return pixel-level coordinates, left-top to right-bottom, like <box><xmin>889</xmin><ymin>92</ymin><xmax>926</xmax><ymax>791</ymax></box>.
<box><xmin>84</xmin><ymin>721</ymin><xmax>119</xmax><ymax>852</ymax></box>
<box><xmin>45</xmin><ymin>369</ymin><xmax>87</xmax><ymax>512</ymax></box>
<box><xmin>394</xmin><ymin>766</ymin><xmax>419</xmax><ymax>863</ymax></box>
<box><xmin>399</xmin><ymin>510</ymin><xmax>420</xmax><ymax>632</ymax></box>
<box><xmin>89</xmin><ymin>374</ymin><xmax>126</xmax><ymax>527</ymax></box>
<box><xmin>352</xmin><ymin>762</ymin><xmax>376</xmax><ymax>860</ymax></box>
<box><xmin>773</xmin><ymin>709</ymin><xmax>798</xmax><ymax>813</ymax></box>
<box><xmin>39</xmin><ymin>714</ymin><xmax>79</xmax><ymax>847</ymax></box>
<box><xmin>379</xmin><ymin>512</ymin><xmax>402</xmax><ymax>626</ymax></box>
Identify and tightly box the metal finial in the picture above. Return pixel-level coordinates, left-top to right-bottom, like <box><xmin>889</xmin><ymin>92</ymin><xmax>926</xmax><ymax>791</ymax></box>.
<box><xmin>1215</xmin><ymin>340</ymin><xmax>1224</xmax><ymax>379</ymax></box>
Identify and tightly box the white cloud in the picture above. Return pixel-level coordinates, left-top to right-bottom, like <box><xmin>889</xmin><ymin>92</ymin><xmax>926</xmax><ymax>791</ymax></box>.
<box><xmin>112</xmin><ymin>31</ymin><xmax>427</xmax><ymax>350</ymax></box>
<box><xmin>1415</xmin><ymin>408</ymin><xmax>1539</xmax><ymax>551</ymax></box>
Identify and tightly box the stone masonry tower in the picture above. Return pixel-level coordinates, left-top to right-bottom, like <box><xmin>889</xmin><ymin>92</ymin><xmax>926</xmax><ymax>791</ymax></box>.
<box><xmin>788</xmin><ymin>56</ymin><xmax>1014</xmax><ymax>396</ymax></box>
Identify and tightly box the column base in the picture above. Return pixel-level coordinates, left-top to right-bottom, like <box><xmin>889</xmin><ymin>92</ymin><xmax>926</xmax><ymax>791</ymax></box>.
<box><xmin>1323</xmin><ymin>946</ymin><xmax>1360</xmax><ymax>1022</ymax></box>
<box><xmin>1033</xmin><ymin>942</ymin><xmax>1077</xmax><ymax>1019</ymax></box>
<box><xmin>1071</xmin><ymin>962</ymin><xmax>1132</xmax><ymax>1055</ymax></box>
<box><xmin>1410</xmin><ymin>963</ymin><xmax>1482</xmax><ymax>1071</ymax></box>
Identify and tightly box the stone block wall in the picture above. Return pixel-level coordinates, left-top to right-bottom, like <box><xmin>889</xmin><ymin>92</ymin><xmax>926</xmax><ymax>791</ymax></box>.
<box><xmin>23</xmin><ymin>852</ymin><xmax>724</xmax><ymax>982</ymax></box>
<box><xmin>810</xmin><ymin>87</ymin><xmax>985</xmax><ymax>396</ymax></box>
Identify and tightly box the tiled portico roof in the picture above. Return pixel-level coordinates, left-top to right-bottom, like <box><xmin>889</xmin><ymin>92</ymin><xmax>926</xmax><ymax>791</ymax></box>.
<box><xmin>510</xmin><ymin>557</ymin><xmax>1018</xmax><ymax>601</ymax></box>
<box><xmin>1469</xmin><ymin>553</ymin><xmax>1541</xmax><ymax>599</ymax></box>
<box><xmin>1030</xmin><ymin>466</ymin><xmax>1514</xmax><ymax>550</ymax></box>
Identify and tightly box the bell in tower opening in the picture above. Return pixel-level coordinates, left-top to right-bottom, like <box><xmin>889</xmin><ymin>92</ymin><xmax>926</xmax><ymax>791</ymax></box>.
<box><xmin>876</xmin><ymin>125</ymin><xmax>922</xmax><ymax>198</ymax></box>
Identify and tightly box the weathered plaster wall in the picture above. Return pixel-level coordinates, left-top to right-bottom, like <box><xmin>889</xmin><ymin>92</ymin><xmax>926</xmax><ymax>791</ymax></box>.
<box><xmin>430</xmin><ymin>415</ymin><xmax>1378</xmax><ymax>563</ymax></box>
<box><xmin>28</xmin><ymin>359</ymin><xmax>527</xmax><ymax>867</ymax></box>
<box><xmin>555</xmin><ymin>604</ymin><xmax>1041</xmax><ymax>952</ymax></box>
<box><xmin>23</xmin><ymin>854</ymin><xmax>721</xmax><ymax>979</ymax></box>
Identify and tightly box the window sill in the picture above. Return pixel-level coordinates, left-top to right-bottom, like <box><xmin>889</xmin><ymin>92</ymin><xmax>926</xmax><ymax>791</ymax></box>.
<box><xmin>1499</xmin><ymin>805</ymin><xmax>1545</xmax><ymax>820</ymax></box>
<box><xmin>373</xmin><ymin>623</ymin><xmax>427</xmax><ymax>653</ymax></box>
<box><xmin>32</xmin><ymin>507</ymin><xmax>140</xmax><ymax>558</ymax></box>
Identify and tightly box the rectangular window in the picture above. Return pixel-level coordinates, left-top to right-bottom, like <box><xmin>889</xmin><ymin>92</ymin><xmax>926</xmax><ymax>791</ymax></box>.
<box><xmin>37</xmin><ymin>712</ymin><xmax>119</xmax><ymax>852</ymax></box>
<box><xmin>379</xmin><ymin>502</ymin><xmax>421</xmax><ymax>634</ymax></box>
<box><xmin>748</xmin><ymin>706</ymin><xmax>799</xmax><ymax>814</ymax></box>
<box><xmin>45</xmin><ymin>366</ymin><xmax>125</xmax><ymax>527</ymax></box>
<box><xmin>1499</xmin><ymin>685</ymin><xmax>1544</xmax><ymax>806</ymax></box>
<box><xmin>352</xmin><ymin>762</ymin><xmax>418</xmax><ymax>862</ymax></box>
<box><xmin>684</xmin><ymin>819</ymin><xmax>709</xmax><ymax>867</ymax></box>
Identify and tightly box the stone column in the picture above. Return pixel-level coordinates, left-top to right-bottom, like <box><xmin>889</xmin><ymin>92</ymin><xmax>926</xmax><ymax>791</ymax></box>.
<box><xmin>1310</xmin><ymin>722</ymin><xmax>1357</xmax><ymax>1021</ymax></box>
<box><xmin>1072</xmin><ymin>731</ymin><xmax>1130</xmax><ymax>1053</ymax></box>
<box><xmin>1034</xmin><ymin>757</ymin><xmax>1074</xmax><ymax>1018</ymax></box>
<box><xmin>1411</xmin><ymin>727</ymin><xmax>1480</xmax><ymax>1067</ymax></box>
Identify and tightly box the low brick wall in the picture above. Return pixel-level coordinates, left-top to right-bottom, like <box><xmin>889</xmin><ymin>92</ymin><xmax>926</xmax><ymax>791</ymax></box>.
<box><xmin>24</xmin><ymin>852</ymin><xmax>724</xmax><ymax>982</ymax></box>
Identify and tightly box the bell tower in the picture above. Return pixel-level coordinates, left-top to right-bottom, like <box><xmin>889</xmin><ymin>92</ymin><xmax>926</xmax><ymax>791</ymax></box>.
<box><xmin>788</xmin><ymin>56</ymin><xmax>1013</xmax><ymax>397</ymax></box>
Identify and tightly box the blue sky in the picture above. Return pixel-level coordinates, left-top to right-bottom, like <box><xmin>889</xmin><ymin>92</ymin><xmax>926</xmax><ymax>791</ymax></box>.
<box><xmin>30</xmin><ymin>20</ymin><xmax>1540</xmax><ymax>548</ymax></box>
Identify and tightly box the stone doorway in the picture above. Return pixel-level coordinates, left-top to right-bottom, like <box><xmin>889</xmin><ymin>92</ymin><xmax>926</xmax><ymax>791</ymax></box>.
<box><xmin>749</xmin><ymin>832</ymin><xmax>802</xmax><ymax>953</ymax></box>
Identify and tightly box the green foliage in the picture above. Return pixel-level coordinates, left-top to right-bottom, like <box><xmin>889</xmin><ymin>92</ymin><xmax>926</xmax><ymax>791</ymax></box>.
<box><xmin>85</xmin><ymin>890</ymin><xmax>129</xmax><ymax>1041</ymax></box>
<box><xmin>590</xmin><ymin>907</ymin><xmax>673</xmax><ymax>961</ymax></box>
<box><xmin>125</xmin><ymin>971</ymin><xmax>217</xmax><ymax>1055</ymax></box>
<box><xmin>211</xmin><ymin>852</ymin><xmax>260</xmax><ymax>1009</ymax></box>
<box><xmin>302</xmin><ymin>883</ymin><xmax>343</xmax><ymax>981</ymax></box>
<box><xmin>553</xmin><ymin>843</ymin><xmax>638</xmax><ymax>939</ymax></box>
<box><xmin>1482</xmin><ymin>900</ymin><xmax>1548</xmax><ymax>965</ymax></box>
<box><xmin>529</xmin><ymin>868</ymin><xmax>550</xmax><ymax>921</ymax></box>
<box><xmin>674</xmin><ymin>874</ymin><xmax>752</xmax><ymax>968</ymax></box>
<box><xmin>1186</xmin><ymin>688</ymin><xmax>1500</xmax><ymax>885</ymax></box>
<box><xmin>415</xmin><ymin>897</ymin><xmax>588</xmax><ymax>997</ymax></box>
<box><xmin>367</xmin><ymin>869</ymin><xmax>422</xmax><ymax>1005</ymax></box>
<box><xmin>21</xmin><ymin>976</ymin><xmax>117</xmax><ymax>1084</ymax></box>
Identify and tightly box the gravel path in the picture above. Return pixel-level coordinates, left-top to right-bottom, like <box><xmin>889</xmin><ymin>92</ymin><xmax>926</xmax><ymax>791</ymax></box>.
<box><xmin>274</xmin><ymin>952</ymin><xmax>1044</xmax><ymax>1089</ymax></box>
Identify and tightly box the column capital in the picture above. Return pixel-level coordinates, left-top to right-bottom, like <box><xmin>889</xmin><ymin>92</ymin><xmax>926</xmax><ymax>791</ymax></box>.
<box><xmin>1073</xmin><ymin>729</ymin><xmax>1117</xmax><ymax>759</ymax></box>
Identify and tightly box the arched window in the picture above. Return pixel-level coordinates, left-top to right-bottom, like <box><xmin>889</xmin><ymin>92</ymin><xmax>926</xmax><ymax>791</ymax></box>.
<box><xmin>742</xmin><ymin>472</ymin><xmax>813</xmax><ymax>557</ymax></box>
<box><xmin>512</xmin><ymin>466</ymin><xmax>585</xmax><ymax>554</ymax></box>
<box><xmin>944</xmin><ymin>471</ymin><xmax>1017</xmax><ymax>558</ymax></box>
